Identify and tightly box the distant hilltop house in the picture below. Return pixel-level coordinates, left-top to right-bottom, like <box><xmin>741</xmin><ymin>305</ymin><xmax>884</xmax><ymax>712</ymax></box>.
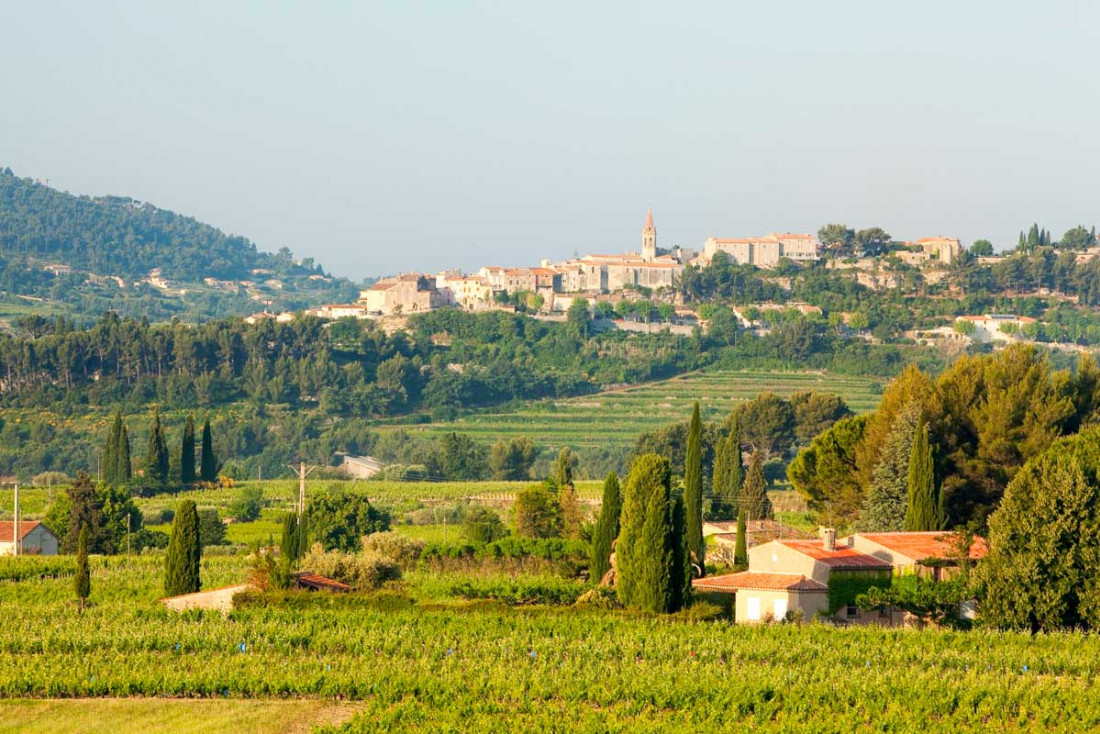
<box><xmin>361</xmin><ymin>273</ymin><xmax>442</xmax><ymax>316</ymax></box>
<box><xmin>905</xmin><ymin>236</ymin><xmax>963</xmax><ymax>265</ymax></box>
<box><xmin>697</xmin><ymin>233</ymin><xmax>821</xmax><ymax>268</ymax></box>
<box><xmin>0</xmin><ymin>521</ymin><xmax>59</xmax><ymax>556</ymax></box>
<box><xmin>957</xmin><ymin>313</ymin><xmax>1037</xmax><ymax>343</ymax></box>
<box><xmin>693</xmin><ymin>530</ymin><xmax>986</xmax><ymax>626</ymax></box>
<box><xmin>338</xmin><ymin>453</ymin><xmax>385</xmax><ymax>479</ymax></box>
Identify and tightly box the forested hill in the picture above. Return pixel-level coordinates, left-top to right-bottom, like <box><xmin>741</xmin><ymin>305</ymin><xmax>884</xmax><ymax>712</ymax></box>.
<box><xmin>0</xmin><ymin>167</ymin><xmax>308</xmax><ymax>279</ymax></box>
<box><xmin>0</xmin><ymin>167</ymin><xmax>359</xmax><ymax>322</ymax></box>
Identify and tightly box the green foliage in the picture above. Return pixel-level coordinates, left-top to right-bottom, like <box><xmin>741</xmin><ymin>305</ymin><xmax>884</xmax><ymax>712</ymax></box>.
<box><xmin>73</xmin><ymin>526</ymin><xmax>90</xmax><ymax>609</ymax></box>
<box><xmin>199</xmin><ymin>420</ymin><xmax>218</xmax><ymax>483</ymax></box>
<box><xmin>298</xmin><ymin>545</ymin><xmax>401</xmax><ymax>590</ymax></box>
<box><xmin>589</xmin><ymin>472</ymin><xmax>621</xmax><ymax>582</ymax></box>
<box><xmin>436</xmin><ymin>432</ymin><xmax>488</xmax><ymax>481</ymax></box>
<box><xmin>858</xmin><ymin>570</ymin><xmax>973</xmax><ymax>628</ymax></box>
<box><xmin>488</xmin><ymin>437</ymin><xmax>538</xmax><ymax>480</ymax></box>
<box><xmin>513</xmin><ymin>485</ymin><xmax>562</xmax><ymax>539</ymax></box>
<box><xmin>683</xmin><ymin>402</ymin><xmax>704</xmax><ymax>575</ymax></box>
<box><xmin>558</xmin><ymin>483</ymin><xmax>583</xmax><ymax>540</ymax></box>
<box><xmin>164</xmin><ymin>500</ymin><xmax>201</xmax><ymax>596</ymax></box>
<box><xmin>464</xmin><ymin>506</ymin><xmax>508</xmax><ymax>544</ymax></box>
<box><xmin>179</xmin><ymin>415</ymin><xmax>196</xmax><ymax>484</ymax></box>
<box><xmin>788</xmin><ymin>415</ymin><xmax>867</xmax><ymax>524</ymax></box>
<box><xmin>62</xmin><ymin>473</ymin><xmax>105</xmax><ymax>554</ymax></box>
<box><xmin>979</xmin><ymin>428</ymin><xmax>1100</xmax><ymax>631</ymax></box>
<box><xmin>307</xmin><ymin>488</ymin><xmax>390</xmax><ymax>552</ymax></box>
<box><xmin>734</xmin><ymin>510</ymin><xmax>747</xmax><ymax>567</ymax></box>
<box><xmin>669</xmin><ymin>494</ymin><xmax>692</xmax><ymax>610</ymax></box>
<box><xmin>858</xmin><ymin>402</ymin><xmax>919</xmax><ymax>531</ymax></box>
<box><xmin>733</xmin><ymin>392</ymin><xmax>796</xmax><ymax>456</ymax></box>
<box><xmin>905</xmin><ymin>415</ymin><xmax>942</xmax><ymax>531</ymax></box>
<box><xmin>197</xmin><ymin>509</ymin><xmax>228</xmax><ymax>547</ymax></box>
<box><xmin>740</xmin><ymin>451</ymin><xmax>772</xmax><ymax>521</ymax></box>
<box><xmin>102</xmin><ymin>412</ymin><xmax>131</xmax><ymax>486</ymax></box>
<box><xmin>827</xmin><ymin>570</ymin><xmax>892</xmax><ymax>614</ymax></box>
<box><xmin>144</xmin><ymin>407</ymin><xmax>170</xmax><ymax>484</ymax></box>
<box><xmin>280</xmin><ymin>512</ymin><xmax>301</xmax><ymax>564</ymax></box>
<box><xmin>969</xmin><ymin>239</ymin><xmax>994</xmax><ymax>257</ymax></box>
<box><xmin>229</xmin><ymin>485</ymin><xmax>264</xmax><ymax>522</ymax></box>
<box><xmin>554</xmin><ymin>446</ymin><xmax>577</xmax><ymax>488</ymax></box>
<box><xmin>617</xmin><ymin>454</ymin><xmax>680</xmax><ymax>613</ymax></box>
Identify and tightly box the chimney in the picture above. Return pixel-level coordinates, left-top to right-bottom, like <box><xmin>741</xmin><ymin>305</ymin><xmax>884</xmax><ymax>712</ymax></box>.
<box><xmin>821</xmin><ymin>527</ymin><xmax>836</xmax><ymax>552</ymax></box>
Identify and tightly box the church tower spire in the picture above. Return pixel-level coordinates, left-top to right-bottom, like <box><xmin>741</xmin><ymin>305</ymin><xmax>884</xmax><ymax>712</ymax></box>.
<box><xmin>642</xmin><ymin>208</ymin><xmax>656</xmax><ymax>262</ymax></box>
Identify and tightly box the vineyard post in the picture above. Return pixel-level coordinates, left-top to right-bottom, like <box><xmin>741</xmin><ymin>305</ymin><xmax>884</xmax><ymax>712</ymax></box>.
<box><xmin>12</xmin><ymin>483</ymin><xmax>18</xmax><ymax>557</ymax></box>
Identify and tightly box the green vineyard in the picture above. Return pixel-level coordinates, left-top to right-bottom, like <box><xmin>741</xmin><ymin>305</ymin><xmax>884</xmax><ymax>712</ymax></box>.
<box><xmin>379</xmin><ymin>369</ymin><xmax>884</xmax><ymax>450</ymax></box>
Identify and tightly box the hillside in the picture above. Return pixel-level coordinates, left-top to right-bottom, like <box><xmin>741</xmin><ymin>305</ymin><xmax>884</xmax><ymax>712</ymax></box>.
<box><xmin>0</xmin><ymin>167</ymin><xmax>358</xmax><ymax>321</ymax></box>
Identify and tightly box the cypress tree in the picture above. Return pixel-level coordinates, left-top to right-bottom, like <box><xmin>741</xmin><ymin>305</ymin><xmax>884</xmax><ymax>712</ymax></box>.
<box><xmin>117</xmin><ymin>423</ymin><xmax>132</xmax><ymax>482</ymax></box>
<box><xmin>558</xmin><ymin>483</ymin><xmax>583</xmax><ymax>540</ymax></box>
<box><xmin>905</xmin><ymin>416</ymin><xmax>941</xmax><ymax>531</ymax></box>
<box><xmin>200</xmin><ymin>419</ymin><xmax>218</xmax><ymax>482</ymax></box>
<box><xmin>712</xmin><ymin>431</ymin><xmax>729</xmax><ymax>509</ymax></box>
<box><xmin>102</xmin><ymin>412</ymin><xmax>122</xmax><ymax>484</ymax></box>
<box><xmin>164</xmin><ymin>500</ymin><xmax>201</xmax><ymax>596</ymax></box>
<box><xmin>297</xmin><ymin>510</ymin><xmax>310</xmax><ymax>559</ymax></box>
<box><xmin>684</xmin><ymin>402</ymin><xmax>704</xmax><ymax>576</ymax></box>
<box><xmin>741</xmin><ymin>451</ymin><xmax>772</xmax><ymax>521</ymax></box>
<box><xmin>74</xmin><ymin>525</ymin><xmax>90</xmax><ymax>611</ymax></box>
<box><xmin>180</xmin><ymin>415</ymin><xmax>196</xmax><ymax>484</ymax></box>
<box><xmin>669</xmin><ymin>493</ymin><xmax>692</xmax><ymax>611</ymax></box>
<box><xmin>589</xmin><ymin>472</ymin><xmax>622</xmax><ymax>582</ymax></box>
<box><xmin>555</xmin><ymin>446</ymin><xmax>575</xmax><ymax>488</ymax></box>
<box><xmin>145</xmin><ymin>407</ymin><xmax>169</xmax><ymax>484</ymax></box>
<box><xmin>280</xmin><ymin>512</ymin><xmax>300</xmax><ymax>563</ymax></box>
<box><xmin>725</xmin><ymin>422</ymin><xmax>743</xmax><ymax>516</ymax></box>
<box><xmin>734</xmin><ymin>510</ymin><xmax>748</xmax><ymax>567</ymax></box>
<box><xmin>617</xmin><ymin>454</ymin><xmax>673</xmax><ymax>613</ymax></box>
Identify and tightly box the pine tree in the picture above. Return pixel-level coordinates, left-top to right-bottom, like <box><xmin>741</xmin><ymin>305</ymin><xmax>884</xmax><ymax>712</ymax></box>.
<box><xmin>164</xmin><ymin>500</ymin><xmax>201</xmax><ymax>596</ymax></box>
<box><xmin>684</xmin><ymin>402</ymin><xmax>704</xmax><ymax>576</ymax></box>
<box><xmin>145</xmin><ymin>407</ymin><xmax>169</xmax><ymax>484</ymax></box>
<box><xmin>859</xmin><ymin>402</ymin><xmax>921</xmax><ymax>531</ymax></box>
<box><xmin>200</xmin><ymin>419</ymin><xmax>218</xmax><ymax>482</ymax></box>
<box><xmin>905</xmin><ymin>416</ymin><xmax>941</xmax><ymax>531</ymax></box>
<box><xmin>180</xmin><ymin>415</ymin><xmax>196</xmax><ymax>484</ymax></box>
<box><xmin>617</xmin><ymin>454</ymin><xmax>674</xmax><ymax>613</ymax></box>
<box><xmin>74</xmin><ymin>525</ymin><xmax>90</xmax><ymax>611</ymax></box>
<box><xmin>590</xmin><ymin>472</ymin><xmax>622</xmax><ymax>582</ymax></box>
<box><xmin>669</xmin><ymin>493</ymin><xmax>692</xmax><ymax>611</ymax></box>
<box><xmin>734</xmin><ymin>510</ymin><xmax>748</xmax><ymax>567</ymax></box>
<box><xmin>740</xmin><ymin>451</ymin><xmax>772</xmax><ymax>520</ymax></box>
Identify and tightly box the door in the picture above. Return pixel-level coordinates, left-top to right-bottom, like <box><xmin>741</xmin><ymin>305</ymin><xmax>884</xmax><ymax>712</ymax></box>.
<box><xmin>746</xmin><ymin>596</ymin><xmax>761</xmax><ymax>621</ymax></box>
<box><xmin>773</xmin><ymin>597</ymin><xmax>788</xmax><ymax>620</ymax></box>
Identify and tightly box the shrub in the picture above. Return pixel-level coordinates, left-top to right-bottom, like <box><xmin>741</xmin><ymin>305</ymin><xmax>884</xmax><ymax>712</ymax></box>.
<box><xmin>230</xmin><ymin>486</ymin><xmax>264</xmax><ymax>522</ymax></box>
<box><xmin>361</xmin><ymin>531</ymin><xmax>425</xmax><ymax>570</ymax></box>
<box><xmin>299</xmin><ymin>545</ymin><xmax>401</xmax><ymax>590</ymax></box>
<box><xmin>197</xmin><ymin>509</ymin><xmax>228</xmax><ymax>547</ymax></box>
<box><xmin>464</xmin><ymin>506</ymin><xmax>507</xmax><ymax>543</ymax></box>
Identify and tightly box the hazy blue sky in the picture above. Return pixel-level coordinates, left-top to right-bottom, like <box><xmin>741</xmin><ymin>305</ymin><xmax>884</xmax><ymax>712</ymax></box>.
<box><xmin>2</xmin><ymin>1</ymin><xmax>1098</xmax><ymax>279</ymax></box>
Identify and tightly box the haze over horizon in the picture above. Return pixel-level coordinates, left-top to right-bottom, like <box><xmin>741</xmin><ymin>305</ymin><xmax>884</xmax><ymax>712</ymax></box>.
<box><xmin>3</xmin><ymin>1</ymin><xmax>1098</xmax><ymax>280</ymax></box>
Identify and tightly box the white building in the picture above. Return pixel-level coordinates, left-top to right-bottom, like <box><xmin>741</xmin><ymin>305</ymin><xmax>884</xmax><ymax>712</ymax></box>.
<box><xmin>0</xmin><ymin>521</ymin><xmax>59</xmax><ymax>556</ymax></box>
<box><xmin>956</xmin><ymin>314</ymin><xmax>1037</xmax><ymax>343</ymax></box>
<box><xmin>699</xmin><ymin>233</ymin><xmax>821</xmax><ymax>267</ymax></box>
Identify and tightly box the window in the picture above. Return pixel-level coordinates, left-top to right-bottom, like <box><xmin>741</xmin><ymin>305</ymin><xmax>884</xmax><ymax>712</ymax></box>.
<box><xmin>746</xmin><ymin>597</ymin><xmax>761</xmax><ymax>621</ymax></box>
<box><xmin>846</xmin><ymin>604</ymin><xmax>859</xmax><ymax>618</ymax></box>
<box><xmin>878</xmin><ymin>606</ymin><xmax>889</xmax><ymax>618</ymax></box>
<box><xmin>773</xmin><ymin>598</ymin><xmax>788</xmax><ymax>620</ymax></box>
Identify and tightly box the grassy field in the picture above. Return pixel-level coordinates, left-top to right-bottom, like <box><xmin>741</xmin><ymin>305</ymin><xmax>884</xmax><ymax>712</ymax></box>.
<box><xmin>376</xmin><ymin>369</ymin><xmax>884</xmax><ymax>450</ymax></box>
<box><xmin>3</xmin><ymin>555</ymin><xmax>1100</xmax><ymax>732</ymax></box>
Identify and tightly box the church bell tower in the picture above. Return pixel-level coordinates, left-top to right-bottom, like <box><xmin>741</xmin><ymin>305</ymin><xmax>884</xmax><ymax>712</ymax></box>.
<box><xmin>642</xmin><ymin>208</ymin><xmax>656</xmax><ymax>262</ymax></box>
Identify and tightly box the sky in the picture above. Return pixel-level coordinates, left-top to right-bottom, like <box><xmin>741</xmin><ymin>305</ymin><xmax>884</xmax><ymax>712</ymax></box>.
<box><xmin>2</xmin><ymin>1</ymin><xmax>1099</xmax><ymax>280</ymax></box>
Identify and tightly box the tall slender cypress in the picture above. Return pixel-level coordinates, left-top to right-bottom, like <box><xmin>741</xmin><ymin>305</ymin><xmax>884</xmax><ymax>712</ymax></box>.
<box><xmin>74</xmin><ymin>525</ymin><xmax>90</xmax><ymax>611</ymax></box>
<box><xmin>727</xmin><ymin>422</ymin><xmax>743</xmax><ymax>504</ymax></box>
<box><xmin>590</xmin><ymin>472</ymin><xmax>622</xmax><ymax>582</ymax></box>
<box><xmin>616</xmin><ymin>454</ymin><xmax>674</xmax><ymax>613</ymax></box>
<box><xmin>297</xmin><ymin>510</ymin><xmax>310</xmax><ymax>559</ymax></box>
<box><xmin>684</xmin><ymin>402</ymin><xmax>704</xmax><ymax>576</ymax></box>
<box><xmin>905</xmin><ymin>416</ymin><xmax>941</xmax><ymax>531</ymax></box>
<box><xmin>180</xmin><ymin>415</ymin><xmax>196</xmax><ymax>484</ymax></box>
<box><xmin>164</xmin><ymin>500</ymin><xmax>201</xmax><ymax>596</ymax></box>
<box><xmin>734</xmin><ymin>509</ymin><xmax>748</xmax><ymax>567</ymax></box>
<box><xmin>117</xmin><ymin>423</ymin><xmax>132</xmax><ymax>482</ymax></box>
<box><xmin>669</xmin><ymin>493</ymin><xmax>692</xmax><ymax>611</ymax></box>
<box><xmin>280</xmin><ymin>512</ymin><xmax>300</xmax><ymax>563</ymax></box>
<box><xmin>741</xmin><ymin>450</ymin><xmax>771</xmax><ymax>521</ymax></box>
<box><xmin>102</xmin><ymin>412</ymin><xmax>122</xmax><ymax>484</ymax></box>
<box><xmin>145</xmin><ymin>407</ymin><xmax>169</xmax><ymax>484</ymax></box>
<box><xmin>200</xmin><ymin>419</ymin><xmax>218</xmax><ymax>482</ymax></box>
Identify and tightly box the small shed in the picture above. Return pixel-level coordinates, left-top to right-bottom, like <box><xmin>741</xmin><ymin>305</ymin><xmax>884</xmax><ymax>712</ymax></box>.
<box><xmin>294</xmin><ymin>572</ymin><xmax>352</xmax><ymax>592</ymax></box>
<box><xmin>0</xmin><ymin>521</ymin><xmax>60</xmax><ymax>556</ymax></box>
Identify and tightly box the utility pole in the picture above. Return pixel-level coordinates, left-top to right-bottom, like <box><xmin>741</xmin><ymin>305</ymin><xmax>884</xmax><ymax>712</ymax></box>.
<box><xmin>287</xmin><ymin>462</ymin><xmax>318</xmax><ymax>519</ymax></box>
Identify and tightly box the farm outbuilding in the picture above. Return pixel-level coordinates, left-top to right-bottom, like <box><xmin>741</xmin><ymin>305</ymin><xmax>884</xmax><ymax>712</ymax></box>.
<box><xmin>0</xmin><ymin>521</ymin><xmax>59</xmax><ymax>556</ymax></box>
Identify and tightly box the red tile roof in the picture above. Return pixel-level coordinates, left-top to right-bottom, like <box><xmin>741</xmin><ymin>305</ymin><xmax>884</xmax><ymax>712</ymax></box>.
<box><xmin>0</xmin><ymin>520</ymin><xmax>49</xmax><ymax>541</ymax></box>
<box><xmin>851</xmin><ymin>532</ymin><xmax>988</xmax><ymax>562</ymax></box>
<box><xmin>778</xmin><ymin>540</ymin><xmax>892</xmax><ymax>569</ymax></box>
<box><xmin>693</xmin><ymin>572</ymin><xmax>827</xmax><ymax>593</ymax></box>
<box><xmin>295</xmin><ymin>572</ymin><xmax>352</xmax><ymax>592</ymax></box>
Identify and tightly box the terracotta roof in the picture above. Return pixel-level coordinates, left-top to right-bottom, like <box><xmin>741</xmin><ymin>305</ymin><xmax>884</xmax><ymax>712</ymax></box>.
<box><xmin>850</xmin><ymin>532</ymin><xmax>988</xmax><ymax>562</ymax></box>
<box><xmin>0</xmin><ymin>520</ymin><xmax>50</xmax><ymax>541</ymax></box>
<box><xmin>778</xmin><ymin>540</ymin><xmax>892</xmax><ymax>569</ymax></box>
<box><xmin>693</xmin><ymin>572</ymin><xmax>827</xmax><ymax>593</ymax></box>
<box><xmin>295</xmin><ymin>572</ymin><xmax>352</xmax><ymax>592</ymax></box>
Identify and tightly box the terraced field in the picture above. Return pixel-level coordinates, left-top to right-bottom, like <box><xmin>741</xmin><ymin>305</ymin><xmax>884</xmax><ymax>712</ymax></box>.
<box><xmin>382</xmin><ymin>369</ymin><xmax>884</xmax><ymax>450</ymax></box>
